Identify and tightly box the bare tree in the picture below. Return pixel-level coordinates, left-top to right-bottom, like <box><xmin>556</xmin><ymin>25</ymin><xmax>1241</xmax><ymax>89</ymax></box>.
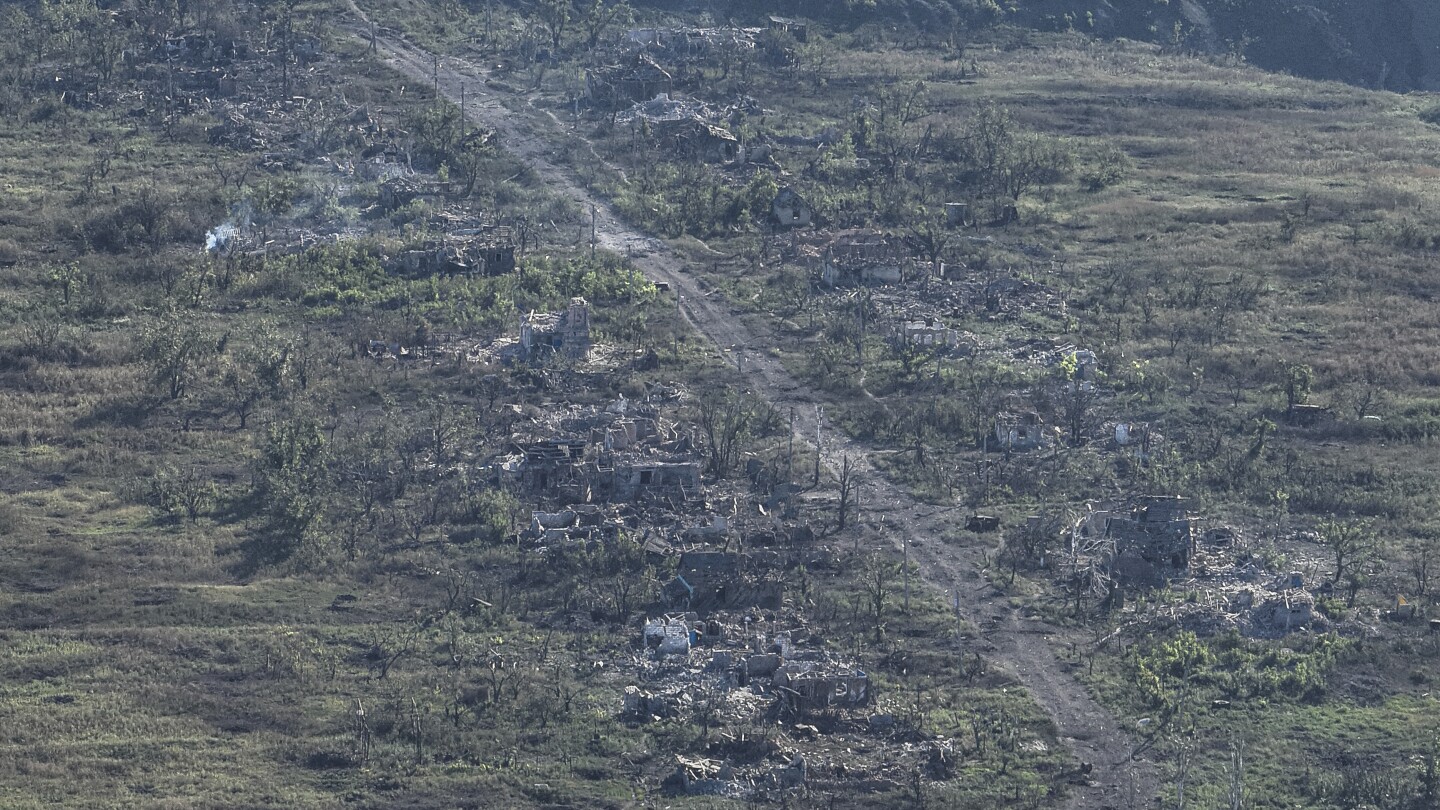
<box><xmin>862</xmin><ymin>554</ymin><xmax>900</xmax><ymax>643</ymax></box>
<box><xmin>697</xmin><ymin>391</ymin><xmax>755</xmax><ymax>479</ymax></box>
<box><xmin>1408</xmin><ymin>529</ymin><xmax>1440</xmax><ymax>598</ymax></box>
<box><xmin>1227</xmin><ymin>736</ymin><xmax>1245</xmax><ymax>810</ymax></box>
<box><xmin>1059</xmin><ymin>381</ymin><xmax>1098</xmax><ymax>447</ymax></box>
<box><xmin>579</xmin><ymin>0</ymin><xmax>631</xmax><ymax>50</ymax></box>
<box><xmin>536</xmin><ymin>0</ymin><xmax>570</xmax><ymax>51</ymax></box>
<box><xmin>837</xmin><ymin>454</ymin><xmax>859</xmax><ymax>531</ymax></box>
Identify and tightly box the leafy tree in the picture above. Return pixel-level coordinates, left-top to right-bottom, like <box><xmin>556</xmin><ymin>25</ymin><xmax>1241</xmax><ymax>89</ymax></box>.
<box><xmin>579</xmin><ymin>0</ymin><xmax>630</xmax><ymax>50</ymax></box>
<box><xmin>47</xmin><ymin>262</ymin><xmax>81</xmax><ymax>307</ymax></box>
<box><xmin>958</xmin><ymin>102</ymin><xmax>1073</xmax><ymax>213</ymax></box>
<box><xmin>536</xmin><ymin>0</ymin><xmax>570</xmax><ymax>51</ymax></box>
<box><xmin>254</xmin><ymin>409</ymin><xmax>330</xmax><ymax>552</ymax></box>
<box><xmin>1316</xmin><ymin>517</ymin><xmax>1377</xmax><ymax>589</ymax></box>
<box><xmin>1284</xmin><ymin>362</ymin><xmax>1313</xmax><ymax>415</ymax></box>
<box><xmin>139</xmin><ymin>313</ymin><xmax>210</xmax><ymax>401</ymax></box>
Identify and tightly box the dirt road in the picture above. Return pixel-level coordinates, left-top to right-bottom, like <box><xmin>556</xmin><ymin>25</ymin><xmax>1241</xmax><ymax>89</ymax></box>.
<box><xmin>344</xmin><ymin>10</ymin><xmax>1157</xmax><ymax>806</ymax></box>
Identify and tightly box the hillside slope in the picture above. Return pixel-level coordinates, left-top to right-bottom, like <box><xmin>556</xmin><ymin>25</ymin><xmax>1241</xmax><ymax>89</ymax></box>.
<box><xmin>1004</xmin><ymin>0</ymin><xmax>1440</xmax><ymax>91</ymax></box>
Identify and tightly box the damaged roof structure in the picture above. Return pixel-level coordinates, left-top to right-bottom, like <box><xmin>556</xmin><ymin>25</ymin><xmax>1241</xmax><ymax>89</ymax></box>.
<box><xmin>484</xmin><ymin>395</ymin><xmax>707</xmax><ymax>509</ymax></box>
<box><xmin>586</xmin><ymin>53</ymin><xmax>675</xmax><ymax>107</ymax></box>
<box><xmin>624</xmin><ymin>612</ymin><xmax>869</xmax><ymax>798</ymax></box>
<box><xmin>514</xmin><ymin>297</ymin><xmax>592</xmax><ymax>363</ymax></box>
<box><xmin>651</xmin><ymin>118</ymin><xmax>740</xmax><ymax>163</ymax></box>
<box><xmin>772</xmin><ymin>187</ymin><xmax>812</xmax><ymax>228</ymax></box>
<box><xmin>1073</xmin><ymin>496</ymin><xmax>1198</xmax><ymax>588</ymax></box>
<box><xmin>664</xmin><ymin>549</ymin><xmax>784</xmax><ymax>612</ymax></box>
<box><xmin>393</xmin><ymin>226</ymin><xmax>516</xmax><ymax>276</ymax></box>
<box><xmin>818</xmin><ymin>230</ymin><xmax>913</xmax><ymax>287</ymax></box>
<box><xmin>623</xmin><ymin>25</ymin><xmax>758</xmax><ymax>59</ymax></box>
<box><xmin>995</xmin><ymin>411</ymin><xmax>1047</xmax><ymax>452</ymax></box>
<box><xmin>898</xmin><ymin>316</ymin><xmax>965</xmax><ymax>352</ymax></box>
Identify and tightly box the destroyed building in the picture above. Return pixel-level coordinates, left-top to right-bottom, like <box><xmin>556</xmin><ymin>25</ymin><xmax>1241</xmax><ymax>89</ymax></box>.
<box><xmin>484</xmin><ymin>397</ymin><xmax>709</xmax><ymax>507</ymax></box>
<box><xmin>379</xmin><ymin>176</ymin><xmax>452</xmax><ymax>210</ymax></box>
<box><xmin>818</xmin><ymin>230</ymin><xmax>911</xmax><ymax>286</ymax></box>
<box><xmin>643</xmin><ymin>614</ymin><xmax>698</xmax><ymax>656</ymax></box>
<box><xmin>526</xmin><ymin>504</ymin><xmax>620</xmax><ymax>543</ymax></box>
<box><xmin>665</xmin><ymin>550</ymin><xmax>783</xmax><ymax>612</ymax></box>
<box><xmin>614</xmin><ymin>459</ymin><xmax>703</xmax><ymax>503</ymax></box>
<box><xmin>772</xmin><ymin>187</ymin><xmax>812</xmax><ymax>228</ymax></box>
<box><xmin>586</xmin><ymin>53</ymin><xmax>674</xmax><ymax>107</ymax></box>
<box><xmin>505</xmin><ymin>439</ymin><xmax>593</xmax><ymax>502</ymax></box>
<box><xmin>995</xmin><ymin>411</ymin><xmax>1047</xmax><ymax>452</ymax></box>
<box><xmin>623</xmin><ymin>26</ymin><xmax>757</xmax><ymax>60</ymax></box>
<box><xmin>767</xmin><ymin>16</ymin><xmax>809</xmax><ymax>42</ymax></box>
<box><xmin>1053</xmin><ymin>345</ymin><xmax>1099</xmax><ymax>381</ymax></box>
<box><xmin>615</xmin><ymin>92</ymin><xmax>713</xmax><ymax>126</ymax></box>
<box><xmin>775</xmin><ymin>663</ymin><xmax>870</xmax><ymax>712</ymax></box>
<box><xmin>394</xmin><ymin>227</ymin><xmax>516</xmax><ymax>276</ymax></box>
<box><xmin>652</xmin><ymin>118</ymin><xmax>740</xmax><ymax>162</ymax></box>
<box><xmin>664</xmin><ymin>757</ymin><xmax>744</xmax><ymax>798</ymax></box>
<box><xmin>516</xmin><ymin>297</ymin><xmax>591</xmax><ymax>363</ymax></box>
<box><xmin>982</xmin><ymin>276</ymin><xmax>1062</xmax><ymax>314</ymax></box>
<box><xmin>1076</xmin><ymin>496</ymin><xmax>1198</xmax><ymax>587</ymax></box>
<box><xmin>898</xmin><ymin>316</ymin><xmax>964</xmax><ymax>352</ymax></box>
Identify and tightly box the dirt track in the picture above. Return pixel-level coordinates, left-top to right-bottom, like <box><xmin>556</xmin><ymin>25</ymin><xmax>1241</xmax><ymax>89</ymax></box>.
<box><xmin>343</xmin><ymin>9</ymin><xmax>1157</xmax><ymax>806</ymax></box>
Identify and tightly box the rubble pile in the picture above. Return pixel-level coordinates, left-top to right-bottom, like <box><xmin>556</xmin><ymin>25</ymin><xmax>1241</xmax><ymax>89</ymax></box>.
<box><xmin>620</xmin><ymin>608</ymin><xmax>884</xmax><ymax>797</ymax></box>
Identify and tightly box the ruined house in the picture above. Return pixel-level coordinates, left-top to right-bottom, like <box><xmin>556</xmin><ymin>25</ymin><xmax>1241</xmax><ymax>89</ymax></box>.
<box><xmin>899</xmin><ymin>317</ymin><xmax>963</xmax><ymax>351</ymax></box>
<box><xmin>819</xmin><ymin>230</ymin><xmax>910</xmax><ymax>286</ymax></box>
<box><xmin>995</xmin><ymin>411</ymin><xmax>1047</xmax><ymax>452</ymax></box>
<box><xmin>526</xmin><ymin>504</ymin><xmax>617</xmax><ymax>543</ymax></box>
<box><xmin>586</xmin><ymin>53</ymin><xmax>674</xmax><ymax>107</ymax></box>
<box><xmin>666</xmin><ymin>550</ymin><xmax>783</xmax><ymax>612</ymax></box>
<box><xmin>982</xmin><ymin>276</ymin><xmax>1060</xmax><ymax>314</ymax></box>
<box><xmin>1255</xmin><ymin>589</ymin><xmax>1318</xmax><ymax>632</ymax></box>
<box><xmin>616</xmin><ymin>93</ymin><xmax>713</xmax><ymax>126</ymax></box>
<box><xmin>767</xmin><ymin>15</ymin><xmax>809</xmax><ymax>42</ymax></box>
<box><xmin>1288</xmin><ymin>403</ymin><xmax>1328</xmax><ymax>427</ymax></box>
<box><xmin>1054</xmin><ymin>346</ymin><xmax>1099</xmax><ymax>381</ymax></box>
<box><xmin>614</xmin><ymin>458</ymin><xmax>702</xmax><ymax>503</ymax></box>
<box><xmin>378</xmin><ymin>176</ymin><xmax>452</xmax><ymax>210</ymax></box>
<box><xmin>652</xmin><ymin>118</ymin><xmax>739</xmax><ymax>162</ymax></box>
<box><xmin>643</xmin><ymin>614</ymin><xmax>696</xmax><ymax>656</ymax></box>
<box><xmin>455</xmin><ymin>226</ymin><xmax>517</xmax><ymax>276</ymax></box>
<box><xmin>517</xmin><ymin>297</ymin><xmax>591</xmax><ymax>363</ymax></box>
<box><xmin>509</xmin><ymin>439</ymin><xmax>593</xmax><ymax>501</ymax></box>
<box><xmin>394</xmin><ymin>228</ymin><xmax>516</xmax><ymax>276</ymax></box>
<box><xmin>624</xmin><ymin>26</ymin><xmax>756</xmax><ymax>59</ymax></box>
<box><xmin>664</xmin><ymin>757</ymin><xmax>743</xmax><ymax>798</ymax></box>
<box><xmin>775</xmin><ymin>664</ymin><xmax>870</xmax><ymax>713</ymax></box>
<box><xmin>1078</xmin><ymin>496</ymin><xmax>1198</xmax><ymax>587</ymax></box>
<box><xmin>772</xmin><ymin>187</ymin><xmax>812</xmax><ymax>228</ymax></box>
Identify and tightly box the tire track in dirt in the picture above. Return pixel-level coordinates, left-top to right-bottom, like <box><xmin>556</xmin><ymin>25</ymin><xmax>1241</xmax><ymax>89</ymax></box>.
<box><xmin>342</xmin><ymin>10</ymin><xmax>1157</xmax><ymax>806</ymax></box>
